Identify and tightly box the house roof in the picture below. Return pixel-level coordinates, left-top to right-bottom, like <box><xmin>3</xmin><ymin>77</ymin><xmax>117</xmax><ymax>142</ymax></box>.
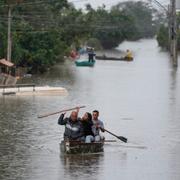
<box><xmin>0</xmin><ymin>59</ymin><xmax>14</xmax><ymax>67</ymax></box>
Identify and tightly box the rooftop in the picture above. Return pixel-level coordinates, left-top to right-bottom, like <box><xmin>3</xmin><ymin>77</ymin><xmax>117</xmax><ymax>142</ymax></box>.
<box><xmin>0</xmin><ymin>59</ymin><xmax>14</xmax><ymax>67</ymax></box>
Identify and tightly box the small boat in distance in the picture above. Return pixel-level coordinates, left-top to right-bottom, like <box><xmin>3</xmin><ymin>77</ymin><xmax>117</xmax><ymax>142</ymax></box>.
<box><xmin>75</xmin><ymin>60</ymin><xmax>95</xmax><ymax>67</ymax></box>
<box><xmin>96</xmin><ymin>55</ymin><xmax>133</xmax><ymax>61</ymax></box>
<box><xmin>60</xmin><ymin>140</ymin><xmax>104</xmax><ymax>154</ymax></box>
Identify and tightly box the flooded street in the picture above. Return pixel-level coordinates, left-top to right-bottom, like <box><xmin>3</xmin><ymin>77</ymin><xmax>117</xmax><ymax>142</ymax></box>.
<box><xmin>1</xmin><ymin>39</ymin><xmax>180</xmax><ymax>180</ymax></box>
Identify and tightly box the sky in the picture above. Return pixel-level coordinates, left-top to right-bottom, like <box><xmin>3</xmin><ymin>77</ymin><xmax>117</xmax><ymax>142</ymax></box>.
<box><xmin>70</xmin><ymin>0</ymin><xmax>170</xmax><ymax>9</ymax></box>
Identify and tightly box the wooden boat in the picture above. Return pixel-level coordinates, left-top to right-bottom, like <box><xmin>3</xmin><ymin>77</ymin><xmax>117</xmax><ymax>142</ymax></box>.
<box><xmin>96</xmin><ymin>55</ymin><xmax>133</xmax><ymax>61</ymax></box>
<box><xmin>60</xmin><ymin>140</ymin><xmax>104</xmax><ymax>154</ymax></box>
<box><xmin>75</xmin><ymin>60</ymin><xmax>95</xmax><ymax>67</ymax></box>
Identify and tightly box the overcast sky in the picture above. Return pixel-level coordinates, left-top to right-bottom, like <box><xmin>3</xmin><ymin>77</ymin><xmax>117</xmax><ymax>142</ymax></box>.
<box><xmin>71</xmin><ymin>0</ymin><xmax>169</xmax><ymax>9</ymax></box>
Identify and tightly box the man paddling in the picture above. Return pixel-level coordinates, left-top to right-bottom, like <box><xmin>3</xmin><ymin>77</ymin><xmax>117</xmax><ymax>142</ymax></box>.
<box><xmin>58</xmin><ymin>108</ymin><xmax>84</xmax><ymax>141</ymax></box>
<box><xmin>92</xmin><ymin>110</ymin><xmax>105</xmax><ymax>141</ymax></box>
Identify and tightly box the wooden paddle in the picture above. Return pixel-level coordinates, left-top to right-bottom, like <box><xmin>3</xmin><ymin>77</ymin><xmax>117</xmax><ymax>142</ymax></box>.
<box><xmin>38</xmin><ymin>106</ymin><xmax>86</xmax><ymax>118</ymax></box>
<box><xmin>103</xmin><ymin>128</ymin><xmax>127</xmax><ymax>143</ymax></box>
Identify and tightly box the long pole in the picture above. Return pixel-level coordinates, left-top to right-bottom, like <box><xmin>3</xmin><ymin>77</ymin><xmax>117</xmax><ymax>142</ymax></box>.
<box><xmin>38</xmin><ymin>106</ymin><xmax>86</xmax><ymax>118</ymax></box>
<box><xmin>7</xmin><ymin>5</ymin><xmax>12</xmax><ymax>62</ymax></box>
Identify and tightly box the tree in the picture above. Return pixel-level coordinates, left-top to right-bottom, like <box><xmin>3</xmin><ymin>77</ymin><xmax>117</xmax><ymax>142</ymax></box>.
<box><xmin>156</xmin><ymin>25</ymin><xmax>169</xmax><ymax>49</ymax></box>
<box><xmin>113</xmin><ymin>1</ymin><xmax>157</xmax><ymax>38</ymax></box>
<box><xmin>0</xmin><ymin>0</ymin><xmax>163</xmax><ymax>73</ymax></box>
<box><xmin>157</xmin><ymin>12</ymin><xmax>180</xmax><ymax>51</ymax></box>
<box><xmin>0</xmin><ymin>0</ymin><xmax>73</xmax><ymax>73</ymax></box>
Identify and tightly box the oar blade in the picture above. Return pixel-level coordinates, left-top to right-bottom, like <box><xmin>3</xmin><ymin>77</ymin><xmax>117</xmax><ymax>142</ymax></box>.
<box><xmin>118</xmin><ymin>136</ymin><xmax>128</xmax><ymax>143</ymax></box>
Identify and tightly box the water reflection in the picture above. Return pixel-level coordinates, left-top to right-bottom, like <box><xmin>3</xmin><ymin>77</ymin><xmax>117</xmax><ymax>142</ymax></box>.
<box><xmin>18</xmin><ymin>62</ymin><xmax>77</xmax><ymax>88</ymax></box>
<box><xmin>60</xmin><ymin>154</ymin><xmax>104</xmax><ymax>180</ymax></box>
<box><xmin>1</xmin><ymin>39</ymin><xmax>180</xmax><ymax>180</ymax></box>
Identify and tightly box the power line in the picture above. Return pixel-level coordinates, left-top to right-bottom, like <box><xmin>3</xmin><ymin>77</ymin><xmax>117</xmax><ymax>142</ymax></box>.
<box><xmin>0</xmin><ymin>0</ymin><xmax>88</xmax><ymax>7</ymax></box>
<box><xmin>0</xmin><ymin>17</ymin><xmax>150</xmax><ymax>32</ymax></box>
<box><xmin>148</xmin><ymin>0</ymin><xmax>168</xmax><ymax>12</ymax></box>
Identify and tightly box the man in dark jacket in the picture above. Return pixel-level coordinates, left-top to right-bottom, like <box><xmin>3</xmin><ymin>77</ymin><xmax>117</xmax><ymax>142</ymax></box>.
<box><xmin>58</xmin><ymin>110</ymin><xmax>84</xmax><ymax>141</ymax></box>
<box><xmin>88</xmin><ymin>47</ymin><xmax>96</xmax><ymax>62</ymax></box>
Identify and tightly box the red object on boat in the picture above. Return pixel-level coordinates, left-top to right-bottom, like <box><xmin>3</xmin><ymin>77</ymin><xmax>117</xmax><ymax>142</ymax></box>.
<box><xmin>70</xmin><ymin>50</ymin><xmax>80</xmax><ymax>60</ymax></box>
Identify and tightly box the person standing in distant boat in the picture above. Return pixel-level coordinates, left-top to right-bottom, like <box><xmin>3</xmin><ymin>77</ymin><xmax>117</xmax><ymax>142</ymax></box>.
<box><xmin>92</xmin><ymin>110</ymin><xmax>105</xmax><ymax>141</ymax></box>
<box><xmin>88</xmin><ymin>47</ymin><xmax>96</xmax><ymax>62</ymax></box>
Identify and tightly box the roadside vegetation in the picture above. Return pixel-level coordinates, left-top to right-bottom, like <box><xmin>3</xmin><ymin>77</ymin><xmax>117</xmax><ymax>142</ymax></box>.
<box><xmin>0</xmin><ymin>0</ymin><xmax>161</xmax><ymax>73</ymax></box>
<box><xmin>157</xmin><ymin>12</ymin><xmax>180</xmax><ymax>51</ymax></box>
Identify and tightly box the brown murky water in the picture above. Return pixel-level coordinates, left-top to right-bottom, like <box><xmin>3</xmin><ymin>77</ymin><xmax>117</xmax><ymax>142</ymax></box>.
<box><xmin>0</xmin><ymin>39</ymin><xmax>180</xmax><ymax>180</ymax></box>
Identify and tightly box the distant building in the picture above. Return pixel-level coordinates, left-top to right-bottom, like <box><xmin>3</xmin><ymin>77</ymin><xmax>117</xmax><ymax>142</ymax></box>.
<box><xmin>0</xmin><ymin>59</ymin><xmax>17</xmax><ymax>85</ymax></box>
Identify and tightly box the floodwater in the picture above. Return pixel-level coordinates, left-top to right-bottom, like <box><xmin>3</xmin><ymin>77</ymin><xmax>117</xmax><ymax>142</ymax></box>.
<box><xmin>1</xmin><ymin>39</ymin><xmax>180</xmax><ymax>180</ymax></box>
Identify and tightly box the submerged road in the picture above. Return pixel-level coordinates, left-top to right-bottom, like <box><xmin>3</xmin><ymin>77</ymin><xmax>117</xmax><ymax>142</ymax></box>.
<box><xmin>0</xmin><ymin>39</ymin><xmax>180</xmax><ymax>180</ymax></box>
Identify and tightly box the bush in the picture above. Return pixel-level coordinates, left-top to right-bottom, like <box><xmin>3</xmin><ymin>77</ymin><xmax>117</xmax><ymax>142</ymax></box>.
<box><xmin>86</xmin><ymin>38</ymin><xmax>102</xmax><ymax>50</ymax></box>
<box><xmin>156</xmin><ymin>25</ymin><xmax>169</xmax><ymax>49</ymax></box>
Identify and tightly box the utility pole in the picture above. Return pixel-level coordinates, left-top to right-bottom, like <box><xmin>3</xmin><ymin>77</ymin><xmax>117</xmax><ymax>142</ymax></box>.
<box><xmin>151</xmin><ymin>0</ymin><xmax>178</xmax><ymax>66</ymax></box>
<box><xmin>170</xmin><ymin>0</ymin><xmax>178</xmax><ymax>67</ymax></box>
<box><xmin>7</xmin><ymin>5</ymin><xmax>12</xmax><ymax>62</ymax></box>
<box><xmin>168</xmin><ymin>4</ymin><xmax>172</xmax><ymax>56</ymax></box>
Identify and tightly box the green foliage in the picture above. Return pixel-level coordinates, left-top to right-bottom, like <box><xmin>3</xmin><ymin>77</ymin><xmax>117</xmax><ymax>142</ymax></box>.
<box><xmin>0</xmin><ymin>0</ymin><xmax>70</xmax><ymax>73</ymax></box>
<box><xmin>157</xmin><ymin>12</ymin><xmax>180</xmax><ymax>51</ymax></box>
<box><xmin>92</xmin><ymin>8</ymin><xmax>138</xmax><ymax>48</ymax></box>
<box><xmin>0</xmin><ymin>23</ymin><xmax>7</xmax><ymax>58</ymax></box>
<box><xmin>156</xmin><ymin>25</ymin><xmax>169</xmax><ymax>49</ymax></box>
<box><xmin>114</xmin><ymin>1</ymin><xmax>157</xmax><ymax>38</ymax></box>
<box><xmin>0</xmin><ymin>0</ymin><xmax>160</xmax><ymax>73</ymax></box>
<box><xmin>86</xmin><ymin>38</ymin><xmax>102</xmax><ymax>50</ymax></box>
<box><xmin>84</xmin><ymin>1</ymin><xmax>157</xmax><ymax>49</ymax></box>
<box><xmin>13</xmin><ymin>30</ymin><xmax>66</xmax><ymax>73</ymax></box>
